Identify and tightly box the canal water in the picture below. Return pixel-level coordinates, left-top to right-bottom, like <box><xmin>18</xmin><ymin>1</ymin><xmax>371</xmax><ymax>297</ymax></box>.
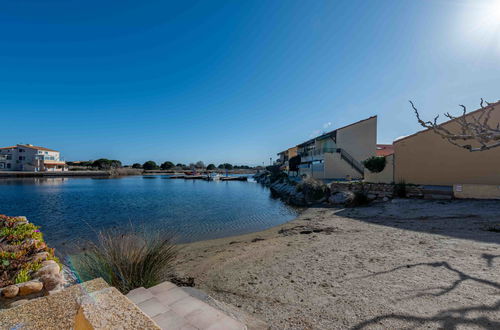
<box><xmin>0</xmin><ymin>176</ymin><xmax>298</xmax><ymax>255</ymax></box>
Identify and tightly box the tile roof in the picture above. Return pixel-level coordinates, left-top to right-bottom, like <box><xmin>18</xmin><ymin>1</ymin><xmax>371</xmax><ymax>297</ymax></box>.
<box><xmin>376</xmin><ymin>144</ymin><xmax>394</xmax><ymax>157</ymax></box>
<box><xmin>0</xmin><ymin>144</ymin><xmax>59</xmax><ymax>152</ymax></box>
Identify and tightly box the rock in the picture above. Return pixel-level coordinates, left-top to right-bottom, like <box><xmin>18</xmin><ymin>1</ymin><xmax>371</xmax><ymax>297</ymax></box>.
<box><xmin>367</xmin><ymin>194</ymin><xmax>377</xmax><ymax>200</ymax></box>
<box><xmin>18</xmin><ymin>280</ymin><xmax>43</xmax><ymax>296</ymax></box>
<box><xmin>1</xmin><ymin>285</ymin><xmax>19</xmax><ymax>298</ymax></box>
<box><xmin>382</xmin><ymin>196</ymin><xmax>390</xmax><ymax>202</ymax></box>
<box><xmin>329</xmin><ymin>191</ymin><xmax>355</xmax><ymax>205</ymax></box>
<box><xmin>40</xmin><ymin>273</ymin><xmax>64</xmax><ymax>291</ymax></box>
<box><xmin>10</xmin><ymin>299</ymin><xmax>29</xmax><ymax>307</ymax></box>
<box><xmin>33</xmin><ymin>252</ymin><xmax>49</xmax><ymax>262</ymax></box>
<box><xmin>34</xmin><ymin>261</ymin><xmax>60</xmax><ymax>277</ymax></box>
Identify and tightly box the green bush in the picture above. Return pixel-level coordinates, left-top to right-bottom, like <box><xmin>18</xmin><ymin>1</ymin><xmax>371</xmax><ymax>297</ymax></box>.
<box><xmin>142</xmin><ymin>161</ymin><xmax>159</xmax><ymax>170</ymax></box>
<box><xmin>92</xmin><ymin>159</ymin><xmax>122</xmax><ymax>170</ymax></box>
<box><xmin>132</xmin><ymin>163</ymin><xmax>142</xmax><ymax>169</ymax></box>
<box><xmin>206</xmin><ymin>164</ymin><xmax>216</xmax><ymax>170</ymax></box>
<box><xmin>70</xmin><ymin>227</ymin><xmax>178</xmax><ymax>294</ymax></box>
<box><xmin>363</xmin><ymin>156</ymin><xmax>386</xmax><ymax>173</ymax></box>
<box><xmin>160</xmin><ymin>161</ymin><xmax>175</xmax><ymax>170</ymax></box>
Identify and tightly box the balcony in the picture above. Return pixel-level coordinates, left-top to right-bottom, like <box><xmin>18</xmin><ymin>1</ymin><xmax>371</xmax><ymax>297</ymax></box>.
<box><xmin>299</xmin><ymin>148</ymin><xmax>338</xmax><ymax>162</ymax></box>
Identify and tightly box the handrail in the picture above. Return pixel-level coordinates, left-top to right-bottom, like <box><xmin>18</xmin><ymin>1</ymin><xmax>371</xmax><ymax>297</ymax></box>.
<box><xmin>298</xmin><ymin>147</ymin><xmax>364</xmax><ymax>175</ymax></box>
<box><xmin>336</xmin><ymin>148</ymin><xmax>364</xmax><ymax>175</ymax></box>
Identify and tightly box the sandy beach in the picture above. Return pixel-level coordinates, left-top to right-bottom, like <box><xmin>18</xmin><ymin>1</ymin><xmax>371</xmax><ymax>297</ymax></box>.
<box><xmin>176</xmin><ymin>199</ymin><xmax>500</xmax><ymax>329</ymax></box>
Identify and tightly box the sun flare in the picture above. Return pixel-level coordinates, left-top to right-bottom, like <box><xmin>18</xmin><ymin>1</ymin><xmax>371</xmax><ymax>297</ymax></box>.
<box><xmin>456</xmin><ymin>0</ymin><xmax>500</xmax><ymax>53</ymax></box>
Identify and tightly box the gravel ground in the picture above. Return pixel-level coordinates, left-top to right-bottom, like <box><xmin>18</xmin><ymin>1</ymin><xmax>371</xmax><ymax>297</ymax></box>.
<box><xmin>176</xmin><ymin>199</ymin><xmax>500</xmax><ymax>329</ymax></box>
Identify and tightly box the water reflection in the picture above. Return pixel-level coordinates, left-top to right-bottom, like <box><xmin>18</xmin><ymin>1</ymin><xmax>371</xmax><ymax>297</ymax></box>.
<box><xmin>0</xmin><ymin>176</ymin><xmax>298</xmax><ymax>257</ymax></box>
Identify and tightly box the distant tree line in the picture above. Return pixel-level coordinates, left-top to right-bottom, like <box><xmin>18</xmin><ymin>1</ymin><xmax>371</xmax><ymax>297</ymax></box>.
<box><xmin>68</xmin><ymin>159</ymin><xmax>259</xmax><ymax>171</ymax></box>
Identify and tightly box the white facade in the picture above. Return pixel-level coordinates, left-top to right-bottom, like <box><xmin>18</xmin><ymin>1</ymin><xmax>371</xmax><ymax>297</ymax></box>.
<box><xmin>0</xmin><ymin>144</ymin><xmax>67</xmax><ymax>172</ymax></box>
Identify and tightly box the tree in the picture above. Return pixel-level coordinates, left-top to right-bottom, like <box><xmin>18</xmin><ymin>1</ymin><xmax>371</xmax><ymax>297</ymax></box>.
<box><xmin>160</xmin><ymin>161</ymin><xmax>175</xmax><ymax>170</ymax></box>
<box><xmin>143</xmin><ymin>161</ymin><xmax>158</xmax><ymax>170</ymax></box>
<box><xmin>132</xmin><ymin>163</ymin><xmax>142</xmax><ymax>169</ymax></box>
<box><xmin>218</xmin><ymin>163</ymin><xmax>233</xmax><ymax>170</ymax></box>
<box><xmin>194</xmin><ymin>161</ymin><xmax>205</xmax><ymax>169</ymax></box>
<box><xmin>410</xmin><ymin>99</ymin><xmax>500</xmax><ymax>152</ymax></box>
<box><xmin>92</xmin><ymin>158</ymin><xmax>122</xmax><ymax>170</ymax></box>
<box><xmin>206</xmin><ymin>164</ymin><xmax>216</xmax><ymax>170</ymax></box>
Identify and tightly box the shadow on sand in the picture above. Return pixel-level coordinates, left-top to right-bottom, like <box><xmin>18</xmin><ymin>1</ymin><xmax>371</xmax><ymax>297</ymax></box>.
<box><xmin>334</xmin><ymin>199</ymin><xmax>500</xmax><ymax>245</ymax></box>
<box><xmin>350</xmin><ymin>261</ymin><xmax>500</xmax><ymax>329</ymax></box>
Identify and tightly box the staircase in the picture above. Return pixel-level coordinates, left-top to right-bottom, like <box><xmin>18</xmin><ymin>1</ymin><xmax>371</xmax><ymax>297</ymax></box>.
<box><xmin>336</xmin><ymin>148</ymin><xmax>365</xmax><ymax>176</ymax></box>
<box><xmin>127</xmin><ymin>282</ymin><xmax>247</xmax><ymax>330</ymax></box>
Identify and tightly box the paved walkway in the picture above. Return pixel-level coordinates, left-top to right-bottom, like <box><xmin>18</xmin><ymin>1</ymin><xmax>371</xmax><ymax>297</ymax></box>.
<box><xmin>126</xmin><ymin>281</ymin><xmax>246</xmax><ymax>330</ymax></box>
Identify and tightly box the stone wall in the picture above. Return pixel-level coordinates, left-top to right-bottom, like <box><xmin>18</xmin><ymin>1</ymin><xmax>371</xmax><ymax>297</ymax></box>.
<box><xmin>329</xmin><ymin>182</ymin><xmax>424</xmax><ymax>200</ymax></box>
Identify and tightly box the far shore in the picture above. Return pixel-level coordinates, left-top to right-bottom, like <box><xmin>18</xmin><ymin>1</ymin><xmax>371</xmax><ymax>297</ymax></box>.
<box><xmin>0</xmin><ymin>169</ymin><xmax>256</xmax><ymax>178</ymax></box>
<box><xmin>176</xmin><ymin>199</ymin><xmax>500</xmax><ymax>329</ymax></box>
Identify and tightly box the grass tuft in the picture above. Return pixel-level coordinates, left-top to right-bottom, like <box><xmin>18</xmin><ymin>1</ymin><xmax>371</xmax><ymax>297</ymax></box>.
<box><xmin>70</xmin><ymin>227</ymin><xmax>178</xmax><ymax>294</ymax></box>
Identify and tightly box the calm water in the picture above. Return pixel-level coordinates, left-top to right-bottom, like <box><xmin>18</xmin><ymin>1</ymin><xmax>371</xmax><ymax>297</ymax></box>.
<box><xmin>0</xmin><ymin>176</ymin><xmax>298</xmax><ymax>255</ymax></box>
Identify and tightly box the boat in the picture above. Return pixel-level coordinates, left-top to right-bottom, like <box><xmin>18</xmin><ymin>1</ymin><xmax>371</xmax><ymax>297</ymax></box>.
<box><xmin>219</xmin><ymin>176</ymin><xmax>248</xmax><ymax>181</ymax></box>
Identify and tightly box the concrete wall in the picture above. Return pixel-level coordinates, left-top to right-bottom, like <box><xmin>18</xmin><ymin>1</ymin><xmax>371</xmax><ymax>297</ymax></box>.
<box><xmin>364</xmin><ymin>154</ymin><xmax>394</xmax><ymax>183</ymax></box>
<box><xmin>394</xmin><ymin>103</ymin><xmax>500</xmax><ymax>185</ymax></box>
<box><xmin>336</xmin><ymin>116</ymin><xmax>377</xmax><ymax>163</ymax></box>
<box><xmin>324</xmin><ymin>152</ymin><xmax>361</xmax><ymax>180</ymax></box>
<box><xmin>453</xmin><ymin>184</ymin><xmax>500</xmax><ymax>200</ymax></box>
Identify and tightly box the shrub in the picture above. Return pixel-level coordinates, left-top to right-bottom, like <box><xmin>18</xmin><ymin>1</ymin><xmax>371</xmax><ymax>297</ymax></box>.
<box><xmin>394</xmin><ymin>180</ymin><xmax>407</xmax><ymax>198</ymax></box>
<box><xmin>132</xmin><ymin>163</ymin><xmax>142</xmax><ymax>169</ymax></box>
<box><xmin>206</xmin><ymin>164</ymin><xmax>216</xmax><ymax>170</ymax></box>
<box><xmin>92</xmin><ymin>159</ymin><xmax>122</xmax><ymax>170</ymax></box>
<box><xmin>363</xmin><ymin>156</ymin><xmax>386</xmax><ymax>173</ymax></box>
<box><xmin>218</xmin><ymin>163</ymin><xmax>233</xmax><ymax>170</ymax></box>
<box><xmin>70</xmin><ymin>227</ymin><xmax>178</xmax><ymax>294</ymax></box>
<box><xmin>142</xmin><ymin>161</ymin><xmax>159</xmax><ymax>171</ymax></box>
<box><xmin>160</xmin><ymin>161</ymin><xmax>175</xmax><ymax>170</ymax></box>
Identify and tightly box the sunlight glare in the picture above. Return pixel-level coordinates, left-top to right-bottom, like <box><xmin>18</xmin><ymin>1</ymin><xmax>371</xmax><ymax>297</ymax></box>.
<box><xmin>456</xmin><ymin>0</ymin><xmax>500</xmax><ymax>55</ymax></box>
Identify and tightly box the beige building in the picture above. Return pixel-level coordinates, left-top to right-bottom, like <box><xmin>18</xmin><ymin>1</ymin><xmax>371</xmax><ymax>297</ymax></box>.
<box><xmin>297</xmin><ymin>116</ymin><xmax>377</xmax><ymax>180</ymax></box>
<box><xmin>394</xmin><ymin>101</ymin><xmax>500</xmax><ymax>186</ymax></box>
<box><xmin>276</xmin><ymin>147</ymin><xmax>298</xmax><ymax>170</ymax></box>
<box><xmin>0</xmin><ymin>144</ymin><xmax>67</xmax><ymax>172</ymax></box>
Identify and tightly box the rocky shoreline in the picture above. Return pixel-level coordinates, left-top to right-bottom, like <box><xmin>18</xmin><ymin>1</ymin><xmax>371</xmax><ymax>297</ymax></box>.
<box><xmin>253</xmin><ymin>170</ymin><xmax>425</xmax><ymax>208</ymax></box>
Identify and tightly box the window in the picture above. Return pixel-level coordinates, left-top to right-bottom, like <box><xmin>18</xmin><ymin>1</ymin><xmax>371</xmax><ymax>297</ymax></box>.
<box><xmin>19</xmin><ymin>149</ymin><xmax>25</xmax><ymax>153</ymax></box>
<box><xmin>19</xmin><ymin>156</ymin><xmax>25</xmax><ymax>161</ymax></box>
<box><xmin>7</xmin><ymin>164</ymin><xmax>11</xmax><ymax>169</ymax></box>
<box><xmin>0</xmin><ymin>163</ymin><xmax>4</xmax><ymax>168</ymax></box>
<box><xmin>6</xmin><ymin>155</ymin><xmax>11</xmax><ymax>160</ymax></box>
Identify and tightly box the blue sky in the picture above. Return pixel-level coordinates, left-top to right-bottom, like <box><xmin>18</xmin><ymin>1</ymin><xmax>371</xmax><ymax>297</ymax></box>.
<box><xmin>1</xmin><ymin>0</ymin><xmax>499</xmax><ymax>165</ymax></box>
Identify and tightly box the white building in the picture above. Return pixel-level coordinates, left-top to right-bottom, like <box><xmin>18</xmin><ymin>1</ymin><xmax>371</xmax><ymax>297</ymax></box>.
<box><xmin>0</xmin><ymin>144</ymin><xmax>67</xmax><ymax>172</ymax></box>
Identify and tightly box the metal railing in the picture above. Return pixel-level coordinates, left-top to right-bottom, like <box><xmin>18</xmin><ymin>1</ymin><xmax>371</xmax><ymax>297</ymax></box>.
<box><xmin>299</xmin><ymin>148</ymin><xmax>364</xmax><ymax>175</ymax></box>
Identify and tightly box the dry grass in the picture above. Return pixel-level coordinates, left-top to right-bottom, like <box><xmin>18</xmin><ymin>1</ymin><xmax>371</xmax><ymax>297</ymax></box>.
<box><xmin>70</xmin><ymin>227</ymin><xmax>178</xmax><ymax>294</ymax></box>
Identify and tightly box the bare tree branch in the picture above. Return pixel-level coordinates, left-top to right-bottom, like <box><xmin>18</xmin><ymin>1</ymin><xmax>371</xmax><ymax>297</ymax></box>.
<box><xmin>409</xmin><ymin>99</ymin><xmax>500</xmax><ymax>152</ymax></box>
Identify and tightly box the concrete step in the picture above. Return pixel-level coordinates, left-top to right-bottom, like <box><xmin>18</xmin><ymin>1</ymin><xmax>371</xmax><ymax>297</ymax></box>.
<box><xmin>127</xmin><ymin>282</ymin><xmax>247</xmax><ymax>330</ymax></box>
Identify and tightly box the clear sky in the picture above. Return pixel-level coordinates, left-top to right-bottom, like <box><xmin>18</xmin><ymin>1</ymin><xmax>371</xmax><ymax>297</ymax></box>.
<box><xmin>1</xmin><ymin>0</ymin><xmax>499</xmax><ymax>165</ymax></box>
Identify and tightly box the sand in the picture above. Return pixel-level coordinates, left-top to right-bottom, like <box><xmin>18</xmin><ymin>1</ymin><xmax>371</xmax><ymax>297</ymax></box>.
<box><xmin>176</xmin><ymin>199</ymin><xmax>500</xmax><ymax>329</ymax></box>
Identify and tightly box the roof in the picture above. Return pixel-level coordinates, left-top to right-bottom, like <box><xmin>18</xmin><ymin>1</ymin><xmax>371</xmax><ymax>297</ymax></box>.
<box><xmin>297</xmin><ymin>115</ymin><xmax>377</xmax><ymax>147</ymax></box>
<box><xmin>376</xmin><ymin>144</ymin><xmax>394</xmax><ymax>157</ymax></box>
<box><xmin>0</xmin><ymin>144</ymin><xmax>59</xmax><ymax>152</ymax></box>
<box><xmin>394</xmin><ymin>100</ymin><xmax>500</xmax><ymax>144</ymax></box>
<box><xmin>18</xmin><ymin>144</ymin><xmax>58</xmax><ymax>152</ymax></box>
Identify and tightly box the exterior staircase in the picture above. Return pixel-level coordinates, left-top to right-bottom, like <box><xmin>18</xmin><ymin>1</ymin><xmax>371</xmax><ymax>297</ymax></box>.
<box><xmin>127</xmin><ymin>281</ymin><xmax>249</xmax><ymax>330</ymax></box>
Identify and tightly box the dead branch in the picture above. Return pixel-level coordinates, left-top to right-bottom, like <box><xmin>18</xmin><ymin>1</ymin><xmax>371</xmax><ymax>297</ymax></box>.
<box><xmin>409</xmin><ymin>99</ymin><xmax>500</xmax><ymax>152</ymax></box>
